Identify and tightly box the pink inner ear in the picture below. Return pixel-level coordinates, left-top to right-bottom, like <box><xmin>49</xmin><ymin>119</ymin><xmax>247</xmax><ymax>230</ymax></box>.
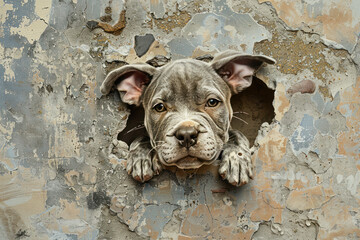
<box><xmin>116</xmin><ymin>71</ymin><xmax>149</xmax><ymax>105</ymax></box>
<box><xmin>223</xmin><ymin>62</ymin><xmax>255</xmax><ymax>94</ymax></box>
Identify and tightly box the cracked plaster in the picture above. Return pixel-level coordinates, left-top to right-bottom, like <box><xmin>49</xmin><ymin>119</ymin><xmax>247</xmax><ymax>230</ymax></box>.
<box><xmin>1</xmin><ymin>0</ymin><xmax>360</xmax><ymax>239</ymax></box>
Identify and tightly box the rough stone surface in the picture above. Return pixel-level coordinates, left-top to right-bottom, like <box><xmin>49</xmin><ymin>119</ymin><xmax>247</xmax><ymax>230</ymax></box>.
<box><xmin>1</xmin><ymin>0</ymin><xmax>360</xmax><ymax>239</ymax></box>
<box><xmin>258</xmin><ymin>0</ymin><xmax>360</xmax><ymax>52</ymax></box>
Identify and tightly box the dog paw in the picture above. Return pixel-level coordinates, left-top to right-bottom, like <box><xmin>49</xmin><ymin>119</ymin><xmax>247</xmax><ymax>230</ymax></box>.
<box><xmin>219</xmin><ymin>148</ymin><xmax>253</xmax><ymax>186</ymax></box>
<box><xmin>126</xmin><ymin>148</ymin><xmax>163</xmax><ymax>182</ymax></box>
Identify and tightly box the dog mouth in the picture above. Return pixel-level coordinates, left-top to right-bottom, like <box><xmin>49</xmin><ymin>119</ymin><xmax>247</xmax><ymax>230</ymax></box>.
<box><xmin>164</xmin><ymin>156</ymin><xmax>215</xmax><ymax>169</ymax></box>
<box><xmin>160</xmin><ymin>150</ymin><xmax>221</xmax><ymax>169</ymax></box>
<box><xmin>157</xmin><ymin>124</ymin><xmax>224</xmax><ymax>169</ymax></box>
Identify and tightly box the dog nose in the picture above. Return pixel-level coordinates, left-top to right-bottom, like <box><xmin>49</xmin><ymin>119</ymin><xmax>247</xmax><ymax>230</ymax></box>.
<box><xmin>175</xmin><ymin>126</ymin><xmax>199</xmax><ymax>148</ymax></box>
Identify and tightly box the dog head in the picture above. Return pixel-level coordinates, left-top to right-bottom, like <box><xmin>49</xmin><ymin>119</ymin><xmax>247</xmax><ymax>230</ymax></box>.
<box><xmin>101</xmin><ymin>50</ymin><xmax>275</xmax><ymax>169</ymax></box>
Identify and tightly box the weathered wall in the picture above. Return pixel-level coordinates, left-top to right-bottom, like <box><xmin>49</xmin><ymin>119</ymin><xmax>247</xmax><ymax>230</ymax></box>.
<box><xmin>1</xmin><ymin>0</ymin><xmax>359</xmax><ymax>239</ymax></box>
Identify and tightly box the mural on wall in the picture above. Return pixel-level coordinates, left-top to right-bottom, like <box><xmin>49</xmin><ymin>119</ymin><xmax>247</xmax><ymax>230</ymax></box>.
<box><xmin>0</xmin><ymin>0</ymin><xmax>359</xmax><ymax>239</ymax></box>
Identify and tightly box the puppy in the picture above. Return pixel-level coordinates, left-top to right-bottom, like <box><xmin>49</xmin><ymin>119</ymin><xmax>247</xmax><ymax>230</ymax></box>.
<box><xmin>101</xmin><ymin>50</ymin><xmax>275</xmax><ymax>186</ymax></box>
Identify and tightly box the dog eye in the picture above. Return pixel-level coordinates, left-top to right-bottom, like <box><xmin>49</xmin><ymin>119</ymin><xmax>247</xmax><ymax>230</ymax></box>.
<box><xmin>206</xmin><ymin>98</ymin><xmax>220</xmax><ymax>107</ymax></box>
<box><xmin>153</xmin><ymin>103</ymin><xmax>166</xmax><ymax>112</ymax></box>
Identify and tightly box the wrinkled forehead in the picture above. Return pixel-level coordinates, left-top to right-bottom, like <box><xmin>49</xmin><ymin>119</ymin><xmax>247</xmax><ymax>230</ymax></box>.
<box><xmin>143</xmin><ymin>59</ymin><xmax>230</xmax><ymax>105</ymax></box>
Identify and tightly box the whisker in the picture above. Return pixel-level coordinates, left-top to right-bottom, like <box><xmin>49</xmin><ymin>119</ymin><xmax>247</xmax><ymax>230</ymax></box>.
<box><xmin>153</xmin><ymin>144</ymin><xmax>164</xmax><ymax>149</ymax></box>
<box><xmin>232</xmin><ymin>116</ymin><xmax>248</xmax><ymax>125</ymax></box>
<box><xmin>233</xmin><ymin>111</ymin><xmax>249</xmax><ymax>115</ymax></box>
<box><xmin>147</xmin><ymin>143</ymin><xmax>165</xmax><ymax>155</ymax></box>
<box><xmin>126</xmin><ymin>124</ymin><xmax>145</xmax><ymax>134</ymax></box>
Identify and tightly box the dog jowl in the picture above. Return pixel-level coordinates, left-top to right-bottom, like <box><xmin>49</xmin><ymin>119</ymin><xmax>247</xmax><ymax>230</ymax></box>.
<box><xmin>101</xmin><ymin>50</ymin><xmax>275</xmax><ymax>186</ymax></box>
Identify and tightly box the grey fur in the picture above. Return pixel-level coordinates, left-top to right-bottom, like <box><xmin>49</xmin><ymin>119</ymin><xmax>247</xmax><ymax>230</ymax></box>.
<box><xmin>102</xmin><ymin>50</ymin><xmax>275</xmax><ymax>186</ymax></box>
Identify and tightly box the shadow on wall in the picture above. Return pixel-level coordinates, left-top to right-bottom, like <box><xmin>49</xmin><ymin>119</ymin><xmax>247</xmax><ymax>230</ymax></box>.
<box><xmin>117</xmin><ymin>75</ymin><xmax>275</xmax><ymax>147</ymax></box>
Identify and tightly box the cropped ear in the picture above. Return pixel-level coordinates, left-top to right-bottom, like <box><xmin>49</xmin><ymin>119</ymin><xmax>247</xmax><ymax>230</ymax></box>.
<box><xmin>101</xmin><ymin>64</ymin><xmax>157</xmax><ymax>106</ymax></box>
<box><xmin>211</xmin><ymin>50</ymin><xmax>276</xmax><ymax>94</ymax></box>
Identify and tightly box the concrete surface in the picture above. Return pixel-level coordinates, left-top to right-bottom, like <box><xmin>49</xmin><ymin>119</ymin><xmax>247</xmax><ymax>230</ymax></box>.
<box><xmin>0</xmin><ymin>0</ymin><xmax>359</xmax><ymax>239</ymax></box>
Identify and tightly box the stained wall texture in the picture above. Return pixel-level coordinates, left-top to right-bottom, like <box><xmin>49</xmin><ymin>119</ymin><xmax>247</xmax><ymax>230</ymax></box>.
<box><xmin>1</xmin><ymin>0</ymin><xmax>360</xmax><ymax>239</ymax></box>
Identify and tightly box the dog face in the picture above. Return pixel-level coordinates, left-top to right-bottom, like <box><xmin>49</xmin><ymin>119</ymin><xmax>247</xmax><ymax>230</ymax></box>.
<box><xmin>142</xmin><ymin>59</ymin><xmax>232</xmax><ymax>169</ymax></box>
<box><xmin>101</xmin><ymin>50</ymin><xmax>275</xmax><ymax>169</ymax></box>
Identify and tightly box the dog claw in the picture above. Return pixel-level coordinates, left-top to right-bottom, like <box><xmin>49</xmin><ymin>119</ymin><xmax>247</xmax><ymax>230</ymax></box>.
<box><xmin>133</xmin><ymin>175</ymin><xmax>142</xmax><ymax>182</ymax></box>
<box><xmin>143</xmin><ymin>174</ymin><xmax>153</xmax><ymax>182</ymax></box>
<box><xmin>220</xmin><ymin>172</ymin><xmax>226</xmax><ymax>180</ymax></box>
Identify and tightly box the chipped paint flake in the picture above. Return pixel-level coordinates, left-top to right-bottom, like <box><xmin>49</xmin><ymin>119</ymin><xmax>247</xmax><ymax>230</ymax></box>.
<box><xmin>290</xmin><ymin>114</ymin><xmax>317</xmax><ymax>155</ymax></box>
<box><xmin>0</xmin><ymin>1</ymin><xmax>13</xmax><ymax>23</ymax></box>
<box><xmin>10</xmin><ymin>18</ymin><xmax>48</xmax><ymax>44</ymax></box>
<box><xmin>34</xmin><ymin>0</ymin><xmax>51</xmax><ymax>21</ymax></box>
<box><xmin>274</xmin><ymin>83</ymin><xmax>290</xmax><ymax>121</ymax></box>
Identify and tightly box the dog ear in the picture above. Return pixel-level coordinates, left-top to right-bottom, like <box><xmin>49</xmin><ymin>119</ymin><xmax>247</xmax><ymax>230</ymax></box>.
<box><xmin>211</xmin><ymin>50</ymin><xmax>276</xmax><ymax>94</ymax></box>
<box><xmin>101</xmin><ymin>64</ymin><xmax>157</xmax><ymax>106</ymax></box>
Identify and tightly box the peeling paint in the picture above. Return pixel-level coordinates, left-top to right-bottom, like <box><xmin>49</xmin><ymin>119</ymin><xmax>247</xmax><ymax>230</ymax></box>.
<box><xmin>259</xmin><ymin>0</ymin><xmax>360</xmax><ymax>52</ymax></box>
<box><xmin>168</xmin><ymin>1</ymin><xmax>271</xmax><ymax>59</ymax></box>
<box><xmin>290</xmin><ymin>114</ymin><xmax>317</xmax><ymax>155</ymax></box>
<box><xmin>286</xmin><ymin>186</ymin><xmax>335</xmax><ymax>211</ymax></box>
<box><xmin>1</xmin><ymin>0</ymin><xmax>360</xmax><ymax>239</ymax></box>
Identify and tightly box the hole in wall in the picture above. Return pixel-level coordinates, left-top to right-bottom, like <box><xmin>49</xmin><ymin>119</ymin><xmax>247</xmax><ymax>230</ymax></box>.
<box><xmin>117</xmin><ymin>105</ymin><xmax>146</xmax><ymax>145</ymax></box>
<box><xmin>230</xmin><ymin>77</ymin><xmax>275</xmax><ymax>146</ymax></box>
